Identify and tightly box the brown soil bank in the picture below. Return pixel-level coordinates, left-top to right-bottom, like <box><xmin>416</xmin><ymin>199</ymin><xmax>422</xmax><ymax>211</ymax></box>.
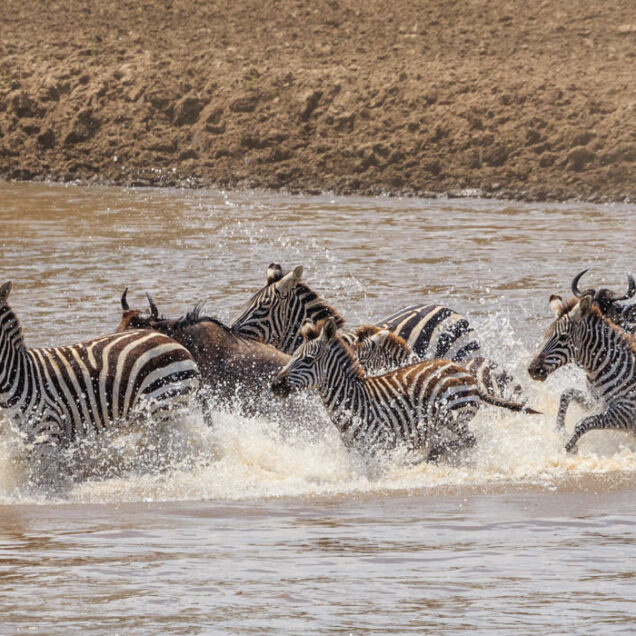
<box><xmin>0</xmin><ymin>1</ymin><xmax>634</xmax><ymax>202</ymax></box>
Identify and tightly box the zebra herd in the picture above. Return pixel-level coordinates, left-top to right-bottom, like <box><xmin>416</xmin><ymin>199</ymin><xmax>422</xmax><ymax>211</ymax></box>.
<box><xmin>1</xmin><ymin>266</ymin><xmax>635</xmax><ymax>468</ymax></box>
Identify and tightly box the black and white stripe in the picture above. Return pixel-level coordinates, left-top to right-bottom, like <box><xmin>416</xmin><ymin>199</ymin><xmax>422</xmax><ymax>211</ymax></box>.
<box><xmin>0</xmin><ymin>282</ymin><xmax>200</xmax><ymax>446</ymax></box>
<box><xmin>528</xmin><ymin>293</ymin><xmax>636</xmax><ymax>452</ymax></box>
<box><xmin>232</xmin><ymin>264</ymin><xmax>524</xmax><ymax>401</ymax></box>
<box><xmin>273</xmin><ymin>318</ymin><xmax>535</xmax><ymax>461</ymax></box>
<box><xmin>342</xmin><ymin>325</ymin><xmax>419</xmax><ymax>375</ymax></box>
<box><xmin>231</xmin><ymin>265</ymin><xmax>345</xmax><ymax>354</ymax></box>
<box><xmin>375</xmin><ymin>303</ymin><xmax>480</xmax><ymax>362</ymax></box>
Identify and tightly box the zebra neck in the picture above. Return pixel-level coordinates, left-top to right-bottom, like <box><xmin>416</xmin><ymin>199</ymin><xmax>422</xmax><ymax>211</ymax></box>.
<box><xmin>576</xmin><ymin>314</ymin><xmax>635</xmax><ymax>383</ymax></box>
<box><xmin>0</xmin><ymin>310</ymin><xmax>29</xmax><ymax>400</ymax></box>
<box><xmin>279</xmin><ymin>320</ymin><xmax>303</xmax><ymax>354</ymax></box>
<box><xmin>316</xmin><ymin>345</ymin><xmax>366</xmax><ymax>427</ymax></box>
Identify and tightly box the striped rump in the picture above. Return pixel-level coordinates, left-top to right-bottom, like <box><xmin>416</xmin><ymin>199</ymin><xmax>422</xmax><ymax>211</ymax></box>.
<box><xmin>0</xmin><ymin>282</ymin><xmax>200</xmax><ymax>445</ymax></box>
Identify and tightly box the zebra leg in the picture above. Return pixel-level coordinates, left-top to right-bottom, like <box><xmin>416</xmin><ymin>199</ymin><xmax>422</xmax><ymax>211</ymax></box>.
<box><xmin>427</xmin><ymin>409</ymin><xmax>477</xmax><ymax>462</ymax></box>
<box><xmin>556</xmin><ymin>389</ymin><xmax>595</xmax><ymax>430</ymax></box>
<box><xmin>565</xmin><ymin>402</ymin><xmax>631</xmax><ymax>453</ymax></box>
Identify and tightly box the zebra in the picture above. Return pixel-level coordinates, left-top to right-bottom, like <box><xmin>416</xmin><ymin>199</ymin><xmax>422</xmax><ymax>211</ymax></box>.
<box><xmin>341</xmin><ymin>325</ymin><xmax>419</xmax><ymax>375</ymax></box>
<box><xmin>376</xmin><ymin>303</ymin><xmax>480</xmax><ymax>362</ymax></box>
<box><xmin>571</xmin><ymin>269</ymin><xmax>636</xmax><ymax>333</ymax></box>
<box><xmin>232</xmin><ymin>263</ymin><xmax>479</xmax><ymax>358</ymax></box>
<box><xmin>0</xmin><ymin>281</ymin><xmax>200</xmax><ymax>446</ymax></box>
<box><xmin>231</xmin><ymin>265</ymin><xmax>346</xmax><ymax>354</ymax></box>
<box><xmin>272</xmin><ymin>318</ymin><xmax>538</xmax><ymax>462</ymax></box>
<box><xmin>528</xmin><ymin>293</ymin><xmax>636</xmax><ymax>452</ymax></box>
<box><xmin>233</xmin><ymin>263</ymin><xmax>525</xmax><ymax>401</ymax></box>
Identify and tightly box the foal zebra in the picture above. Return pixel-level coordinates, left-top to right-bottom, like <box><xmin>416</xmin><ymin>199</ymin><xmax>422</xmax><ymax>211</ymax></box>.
<box><xmin>272</xmin><ymin>318</ymin><xmax>536</xmax><ymax>462</ymax></box>
<box><xmin>0</xmin><ymin>282</ymin><xmax>200</xmax><ymax>445</ymax></box>
<box><xmin>341</xmin><ymin>325</ymin><xmax>419</xmax><ymax>374</ymax></box>
<box><xmin>528</xmin><ymin>293</ymin><xmax>636</xmax><ymax>452</ymax></box>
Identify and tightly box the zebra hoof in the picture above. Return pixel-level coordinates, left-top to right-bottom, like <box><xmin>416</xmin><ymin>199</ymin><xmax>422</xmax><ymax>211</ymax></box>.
<box><xmin>426</xmin><ymin>446</ymin><xmax>445</xmax><ymax>463</ymax></box>
<box><xmin>565</xmin><ymin>441</ymin><xmax>578</xmax><ymax>454</ymax></box>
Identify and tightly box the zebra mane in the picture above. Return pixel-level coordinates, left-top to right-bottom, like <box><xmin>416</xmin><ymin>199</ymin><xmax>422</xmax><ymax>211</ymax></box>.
<box><xmin>297</xmin><ymin>282</ymin><xmax>346</xmax><ymax>328</ymax></box>
<box><xmin>155</xmin><ymin>302</ymin><xmax>232</xmax><ymax>334</ymax></box>
<box><xmin>333</xmin><ymin>332</ymin><xmax>366</xmax><ymax>379</ymax></box>
<box><xmin>302</xmin><ymin>319</ymin><xmax>365</xmax><ymax>378</ymax></box>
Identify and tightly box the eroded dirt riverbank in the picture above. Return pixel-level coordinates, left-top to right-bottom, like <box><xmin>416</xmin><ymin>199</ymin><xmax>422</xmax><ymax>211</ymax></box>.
<box><xmin>0</xmin><ymin>0</ymin><xmax>634</xmax><ymax>201</ymax></box>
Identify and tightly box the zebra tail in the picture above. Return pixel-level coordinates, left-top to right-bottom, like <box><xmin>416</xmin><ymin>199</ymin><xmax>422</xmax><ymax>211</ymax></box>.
<box><xmin>476</xmin><ymin>389</ymin><xmax>541</xmax><ymax>414</ymax></box>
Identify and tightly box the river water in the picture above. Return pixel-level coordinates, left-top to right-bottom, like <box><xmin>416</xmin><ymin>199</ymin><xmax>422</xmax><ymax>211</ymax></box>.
<box><xmin>0</xmin><ymin>183</ymin><xmax>634</xmax><ymax>633</ymax></box>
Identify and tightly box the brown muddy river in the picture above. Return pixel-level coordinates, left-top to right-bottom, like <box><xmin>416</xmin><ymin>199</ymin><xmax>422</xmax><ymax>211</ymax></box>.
<box><xmin>0</xmin><ymin>182</ymin><xmax>634</xmax><ymax>633</ymax></box>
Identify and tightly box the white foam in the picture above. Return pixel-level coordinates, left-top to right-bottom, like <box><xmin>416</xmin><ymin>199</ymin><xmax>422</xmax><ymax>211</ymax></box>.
<box><xmin>1</xmin><ymin>311</ymin><xmax>634</xmax><ymax>505</ymax></box>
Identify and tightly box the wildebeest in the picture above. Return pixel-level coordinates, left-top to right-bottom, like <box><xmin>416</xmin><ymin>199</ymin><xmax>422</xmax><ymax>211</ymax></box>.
<box><xmin>118</xmin><ymin>290</ymin><xmax>291</xmax><ymax>416</ymax></box>
<box><xmin>571</xmin><ymin>269</ymin><xmax>636</xmax><ymax>333</ymax></box>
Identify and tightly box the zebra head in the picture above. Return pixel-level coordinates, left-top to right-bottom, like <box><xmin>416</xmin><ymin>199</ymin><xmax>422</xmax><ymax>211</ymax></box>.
<box><xmin>231</xmin><ymin>264</ymin><xmax>345</xmax><ymax>354</ymax></box>
<box><xmin>271</xmin><ymin>318</ymin><xmax>341</xmax><ymax>397</ymax></box>
<box><xmin>354</xmin><ymin>326</ymin><xmax>418</xmax><ymax>374</ymax></box>
<box><xmin>528</xmin><ymin>294</ymin><xmax>594</xmax><ymax>381</ymax></box>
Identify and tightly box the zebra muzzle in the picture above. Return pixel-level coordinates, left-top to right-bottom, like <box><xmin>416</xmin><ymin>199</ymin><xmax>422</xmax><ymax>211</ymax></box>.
<box><xmin>527</xmin><ymin>356</ymin><xmax>548</xmax><ymax>381</ymax></box>
<box><xmin>271</xmin><ymin>375</ymin><xmax>293</xmax><ymax>398</ymax></box>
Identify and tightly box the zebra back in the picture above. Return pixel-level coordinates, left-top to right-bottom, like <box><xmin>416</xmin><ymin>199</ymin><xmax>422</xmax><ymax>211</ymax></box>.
<box><xmin>353</xmin><ymin>321</ymin><xmax>525</xmax><ymax>403</ymax></box>
<box><xmin>376</xmin><ymin>303</ymin><xmax>481</xmax><ymax>362</ymax></box>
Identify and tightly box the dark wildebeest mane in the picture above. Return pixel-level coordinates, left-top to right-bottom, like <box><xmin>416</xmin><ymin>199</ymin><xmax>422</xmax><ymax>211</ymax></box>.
<box><xmin>153</xmin><ymin>302</ymin><xmax>236</xmax><ymax>338</ymax></box>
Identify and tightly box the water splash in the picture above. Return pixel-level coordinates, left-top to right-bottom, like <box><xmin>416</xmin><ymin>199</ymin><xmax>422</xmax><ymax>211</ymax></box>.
<box><xmin>1</xmin><ymin>353</ymin><xmax>633</xmax><ymax>506</ymax></box>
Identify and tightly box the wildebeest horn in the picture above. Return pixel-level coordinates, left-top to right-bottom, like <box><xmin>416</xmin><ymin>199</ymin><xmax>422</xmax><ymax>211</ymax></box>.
<box><xmin>121</xmin><ymin>287</ymin><xmax>130</xmax><ymax>311</ymax></box>
<box><xmin>145</xmin><ymin>292</ymin><xmax>159</xmax><ymax>320</ymax></box>
<box><xmin>571</xmin><ymin>269</ymin><xmax>591</xmax><ymax>298</ymax></box>
<box><xmin>613</xmin><ymin>274</ymin><xmax>636</xmax><ymax>301</ymax></box>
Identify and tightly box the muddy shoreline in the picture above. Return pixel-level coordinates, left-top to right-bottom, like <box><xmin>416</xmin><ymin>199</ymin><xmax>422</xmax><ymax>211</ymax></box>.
<box><xmin>1</xmin><ymin>1</ymin><xmax>634</xmax><ymax>203</ymax></box>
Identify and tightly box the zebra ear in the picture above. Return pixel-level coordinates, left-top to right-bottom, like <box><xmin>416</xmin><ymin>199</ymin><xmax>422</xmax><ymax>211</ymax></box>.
<box><xmin>266</xmin><ymin>263</ymin><xmax>284</xmax><ymax>285</ymax></box>
<box><xmin>300</xmin><ymin>320</ymin><xmax>320</xmax><ymax>341</ymax></box>
<box><xmin>549</xmin><ymin>294</ymin><xmax>564</xmax><ymax>317</ymax></box>
<box><xmin>369</xmin><ymin>330</ymin><xmax>391</xmax><ymax>346</ymax></box>
<box><xmin>275</xmin><ymin>265</ymin><xmax>303</xmax><ymax>293</ymax></box>
<box><xmin>572</xmin><ymin>294</ymin><xmax>593</xmax><ymax>321</ymax></box>
<box><xmin>320</xmin><ymin>317</ymin><xmax>338</xmax><ymax>342</ymax></box>
<box><xmin>0</xmin><ymin>281</ymin><xmax>12</xmax><ymax>305</ymax></box>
